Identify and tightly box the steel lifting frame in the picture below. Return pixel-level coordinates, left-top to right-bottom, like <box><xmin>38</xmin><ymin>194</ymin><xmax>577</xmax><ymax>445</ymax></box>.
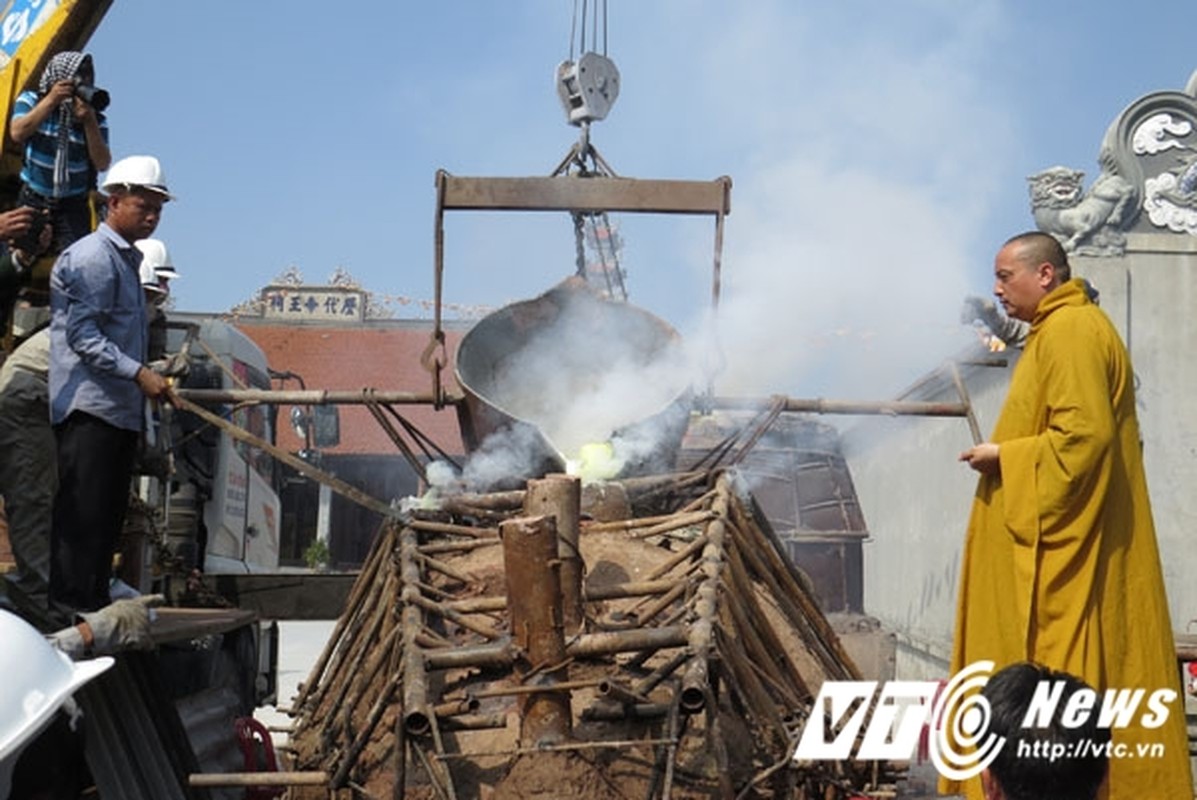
<box><xmin>422</xmin><ymin>170</ymin><xmax>733</xmax><ymax>407</ymax></box>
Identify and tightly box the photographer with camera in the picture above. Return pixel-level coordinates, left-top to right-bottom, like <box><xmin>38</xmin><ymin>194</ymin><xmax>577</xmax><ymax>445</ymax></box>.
<box><xmin>9</xmin><ymin>51</ymin><xmax>111</xmax><ymax>254</ymax></box>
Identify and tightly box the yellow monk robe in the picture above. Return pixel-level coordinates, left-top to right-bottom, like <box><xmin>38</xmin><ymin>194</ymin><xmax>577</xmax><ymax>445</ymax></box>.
<box><xmin>942</xmin><ymin>280</ymin><xmax>1191</xmax><ymax>799</ymax></box>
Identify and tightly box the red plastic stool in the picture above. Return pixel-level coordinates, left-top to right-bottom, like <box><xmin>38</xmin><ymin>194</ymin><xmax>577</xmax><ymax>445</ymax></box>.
<box><xmin>234</xmin><ymin>716</ymin><xmax>285</xmax><ymax>800</ymax></box>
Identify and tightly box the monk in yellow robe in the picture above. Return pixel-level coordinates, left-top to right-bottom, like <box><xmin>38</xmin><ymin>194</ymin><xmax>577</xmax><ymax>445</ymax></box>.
<box><xmin>946</xmin><ymin>232</ymin><xmax>1191</xmax><ymax>799</ymax></box>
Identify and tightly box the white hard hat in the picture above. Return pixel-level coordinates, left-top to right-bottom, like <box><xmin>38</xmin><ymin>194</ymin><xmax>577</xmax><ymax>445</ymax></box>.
<box><xmin>0</xmin><ymin>610</ymin><xmax>114</xmax><ymax>763</ymax></box>
<box><xmin>139</xmin><ymin>259</ymin><xmax>167</xmax><ymax>294</ymax></box>
<box><xmin>101</xmin><ymin>155</ymin><xmax>174</xmax><ymax>200</ymax></box>
<box><xmin>135</xmin><ymin>238</ymin><xmax>179</xmax><ymax>279</ymax></box>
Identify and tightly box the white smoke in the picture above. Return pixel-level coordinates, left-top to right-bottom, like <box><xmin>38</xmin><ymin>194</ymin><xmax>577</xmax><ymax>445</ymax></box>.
<box><xmin>472</xmin><ymin>282</ymin><xmax>701</xmax><ymax>477</ymax></box>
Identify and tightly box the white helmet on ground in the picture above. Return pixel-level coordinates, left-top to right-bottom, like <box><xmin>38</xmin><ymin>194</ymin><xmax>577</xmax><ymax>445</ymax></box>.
<box><xmin>101</xmin><ymin>155</ymin><xmax>174</xmax><ymax>200</ymax></box>
<box><xmin>0</xmin><ymin>611</ymin><xmax>113</xmax><ymax>777</ymax></box>
<box><xmin>135</xmin><ymin>238</ymin><xmax>180</xmax><ymax>279</ymax></box>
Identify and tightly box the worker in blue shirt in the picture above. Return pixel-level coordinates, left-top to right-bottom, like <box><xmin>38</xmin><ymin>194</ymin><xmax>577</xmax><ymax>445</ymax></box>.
<box><xmin>48</xmin><ymin>155</ymin><xmax>174</xmax><ymax>612</ymax></box>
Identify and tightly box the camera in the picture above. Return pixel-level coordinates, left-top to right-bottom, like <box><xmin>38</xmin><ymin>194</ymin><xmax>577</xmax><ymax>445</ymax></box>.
<box><xmin>74</xmin><ymin>84</ymin><xmax>109</xmax><ymax>112</ymax></box>
<box><xmin>12</xmin><ymin>202</ymin><xmax>51</xmax><ymax>258</ymax></box>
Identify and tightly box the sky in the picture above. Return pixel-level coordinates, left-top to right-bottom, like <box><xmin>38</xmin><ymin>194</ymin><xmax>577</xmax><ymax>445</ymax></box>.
<box><xmin>79</xmin><ymin>1</ymin><xmax>1197</xmax><ymax>399</ymax></box>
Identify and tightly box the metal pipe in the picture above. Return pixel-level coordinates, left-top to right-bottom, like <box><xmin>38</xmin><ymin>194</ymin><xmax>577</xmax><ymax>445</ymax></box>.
<box><xmin>425</xmin><ymin>641</ymin><xmax>519</xmax><ymax>671</ymax></box>
<box><xmin>711</xmin><ymin>395</ymin><xmax>970</xmax><ymax>417</ymax></box>
<box><xmin>948</xmin><ymin>361</ymin><xmax>984</xmax><ymax>445</ymax></box>
<box><xmin>525</xmin><ymin>474</ymin><xmax>584</xmax><ymax>630</ymax></box>
<box><xmin>443</xmin><ymin>578</ymin><xmax>681</xmax><ymax>615</ymax></box>
<box><xmin>633</xmin><ymin>650</ymin><xmax>690</xmax><ymax>697</ymax></box>
<box><xmin>566</xmin><ymin>625</ymin><xmax>689</xmax><ymax>658</ymax></box>
<box><xmin>423</xmin><ymin>626</ymin><xmax>690</xmax><ymax>670</ymax></box>
<box><xmin>437</xmin><ymin>713</ymin><xmax>509</xmax><ymax>732</ymax></box>
<box><xmin>412</xmin><ymin>594</ymin><xmax>501</xmax><ymax>640</ymax></box>
<box><xmin>177</xmin><ymin>388</ymin><xmax>456</xmax><ymax>406</ymax></box>
<box><xmin>411</xmin><ymin>519</ymin><xmax>500</xmax><ymax>539</ymax></box>
<box><xmin>681</xmin><ymin>475</ymin><xmax>731</xmax><ymax>713</ymax></box>
<box><xmin>583</xmin><ymin>702</ymin><xmax>671</xmax><ymax>721</ymax></box>
<box><xmin>629</xmin><ymin>510</ymin><xmax>715</xmax><ymax>540</ymax></box>
<box><xmin>433</xmin><ymin>697</ymin><xmax>481</xmax><ymax>718</ymax></box>
<box><xmin>400</xmin><ymin>527</ymin><xmax>431</xmax><ymax>737</ymax></box>
<box><xmin>500</xmin><ymin>514</ymin><xmax>572</xmax><ymax>746</ymax></box>
<box><xmin>189</xmin><ymin>772</ymin><xmax>328</xmax><ymax>787</ymax></box>
<box><xmin>597</xmin><ymin>679</ymin><xmax>651</xmax><ymax>706</ymax></box>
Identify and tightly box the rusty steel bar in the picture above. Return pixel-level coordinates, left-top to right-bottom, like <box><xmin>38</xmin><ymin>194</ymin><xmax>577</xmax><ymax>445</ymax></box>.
<box><xmin>416</xmin><ymin>553</ymin><xmax>477</xmax><ymax>585</ymax></box>
<box><xmin>597</xmin><ymin>679</ymin><xmax>652</xmax><ymax>706</ymax></box>
<box><xmin>425</xmin><ymin>641</ymin><xmax>519</xmax><ymax>671</ymax></box>
<box><xmin>438</xmin><ymin>174</ymin><xmax>732</xmax><ymax>215</ymax></box>
<box><xmin>437</xmin><ymin>713</ymin><xmax>509</xmax><ymax>732</ymax></box>
<box><xmin>433</xmin><ymin>737</ymin><xmax>679</xmax><ymax>761</ymax></box>
<box><xmin>629</xmin><ymin>510</ymin><xmax>715</xmax><ymax>540</ymax></box>
<box><xmin>525</xmin><ymin>475</ymin><xmax>584</xmax><ymax>630</ymax></box>
<box><xmin>176</xmin><ymin>388</ymin><xmax>456</xmax><ymax>406</ymax></box>
<box><xmin>565</xmin><ymin>625</ymin><xmax>689</xmax><ymax>658</ymax></box>
<box><xmin>948</xmin><ymin>361</ymin><xmax>984</xmax><ymax>445</ymax></box>
<box><xmin>400</xmin><ymin>527</ymin><xmax>431</xmax><ymax>737</ymax></box>
<box><xmin>411</xmin><ymin>594</ymin><xmax>501</xmax><ymax>641</ymax></box>
<box><xmin>456</xmin><ymin>678</ymin><xmax>605</xmax><ymax>700</ymax></box>
<box><xmin>433</xmin><ymin>697</ymin><xmax>481</xmax><ymax>718</ymax></box>
<box><xmin>444</xmin><ymin>577</ymin><xmax>682</xmax><ymax>615</ymax></box>
<box><xmin>189</xmin><ymin>772</ymin><xmax>328</xmax><ymax>788</ymax></box>
<box><xmin>410</xmin><ymin>519</ymin><xmax>499</xmax><ymax>539</ymax></box>
<box><xmin>175</xmin><ymin>396</ymin><xmax>397</xmax><ymax>518</ymax></box>
<box><xmin>680</xmin><ymin>475</ymin><xmax>731</xmax><ymax>713</ymax></box>
<box><xmin>647</xmin><ymin>534</ymin><xmax>709</xmax><ymax>582</ymax></box>
<box><xmin>293</xmin><ymin>524</ymin><xmax>394</xmax><ymax>715</ymax></box>
<box><xmin>630</xmin><ymin>579</ymin><xmax>691</xmax><ymax>627</ymax></box>
<box><xmin>711</xmin><ymin>395</ymin><xmax>970</xmax><ymax>417</ymax></box>
<box><xmin>418</xmin><ymin>538</ymin><xmax>502</xmax><ymax>556</ymax></box>
<box><xmin>581</xmin><ymin>511</ymin><xmax>691</xmax><ymax>532</ymax></box>
<box><xmin>633</xmin><ymin>650</ymin><xmax>690</xmax><ymax>697</ymax></box>
<box><xmin>584</xmin><ymin>702</ymin><xmax>672</xmax><ymax>722</ymax></box>
<box><xmin>727</xmin><ymin>497</ymin><xmax>859</xmax><ymax>681</ymax></box>
<box><xmin>423</xmin><ymin>625</ymin><xmax>690</xmax><ymax>670</ymax></box>
<box><xmin>500</xmin><ymin>514</ymin><xmax>572</xmax><ymax>746</ymax></box>
<box><xmin>331</xmin><ymin>670</ymin><xmax>402</xmax><ymax>788</ymax></box>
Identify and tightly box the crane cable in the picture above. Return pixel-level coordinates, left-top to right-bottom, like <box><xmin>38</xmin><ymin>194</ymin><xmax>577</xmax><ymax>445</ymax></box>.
<box><xmin>569</xmin><ymin>0</ymin><xmax>609</xmax><ymax>60</ymax></box>
<box><xmin>567</xmin><ymin>0</ymin><xmax>624</xmax><ymax>300</ymax></box>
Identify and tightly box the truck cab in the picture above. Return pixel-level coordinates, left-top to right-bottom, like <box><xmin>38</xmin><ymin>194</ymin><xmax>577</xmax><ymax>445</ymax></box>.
<box><xmin>155</xmin><ymin>314</ymin><xmax>282</xmax><ymax>576</ymax></box>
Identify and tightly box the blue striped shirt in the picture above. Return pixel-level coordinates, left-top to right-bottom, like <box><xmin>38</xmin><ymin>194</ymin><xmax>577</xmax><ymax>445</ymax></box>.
<box><xmin>12</xmin><ymin>89</ymin><xmax>108</xmax><ymax>199</ymax></box>
<box><xmin>49</xmin><ymin>223</ymin><xmax>147</xmax><ymax>431</ymax></box>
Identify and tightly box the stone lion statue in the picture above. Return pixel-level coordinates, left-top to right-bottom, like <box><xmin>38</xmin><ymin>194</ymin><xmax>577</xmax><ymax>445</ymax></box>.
<box><xmin>1027</xmin><ymin>156</ymin><xmax>1135</xmax><ymax>254</ymax></box>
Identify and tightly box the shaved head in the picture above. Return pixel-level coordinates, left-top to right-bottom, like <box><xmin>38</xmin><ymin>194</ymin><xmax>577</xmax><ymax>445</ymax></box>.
<box><xmin>1002</xmin><ymin>231</ymin><xmax>1071</xmax><ymax>283</ymax></box>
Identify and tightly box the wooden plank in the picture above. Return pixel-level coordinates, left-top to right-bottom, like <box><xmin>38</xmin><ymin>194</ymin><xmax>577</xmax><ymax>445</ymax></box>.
<box><xmin>440</xmin><ymin>174</ymin><xmax>731</xmax><ymax>215</ymax></box>
<box><xmin>196</xmin><ymin>572</ymin><xmax>358</xmax><ymax>621</ymax></box>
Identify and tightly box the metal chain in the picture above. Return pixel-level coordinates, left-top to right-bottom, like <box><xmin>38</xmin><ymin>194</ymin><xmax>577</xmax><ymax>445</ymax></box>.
<box><xmin>572</xmin><ymin>212</ymin><xmax>587</xmax><ymax>279</ymax></box>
